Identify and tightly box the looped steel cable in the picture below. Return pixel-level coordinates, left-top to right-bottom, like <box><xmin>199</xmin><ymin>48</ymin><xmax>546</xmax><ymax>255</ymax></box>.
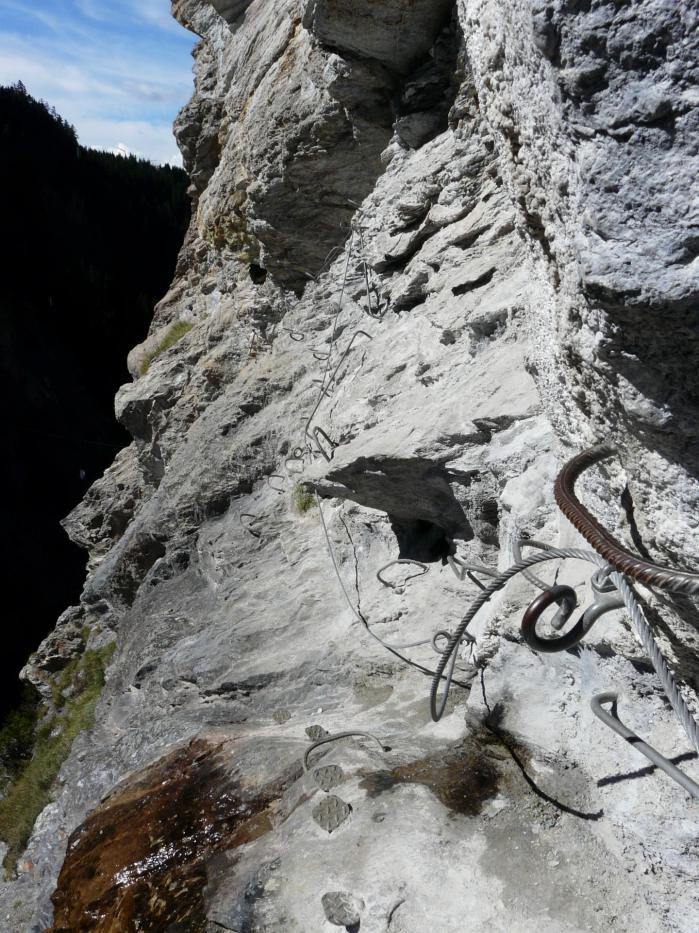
<box><xmin>304</xmin><ymin>330</ymin><xmax>372</xmax><ymax>455</ymax></box>
<box><xmin>377</xmin><ymin>559</ymin><xmax>429</xmax><ymax>590</ymax></box>
<box><xmin>514</xmin><ymin>537</ymin><xmax>616</xmax><ymax>631</ymax></box>
<box><xmin>430</xmin><ymin>550</ymin><xmax>603</xmax><ymax>722</ymax></box>
<box><xmin>591</xmin><ymin>693</ymin><xmax>699</xmax><ymax>799</ymax></box>
<box><xmin>304</xmin><ymin>730</ymin><xmax>390</xmax><ymax>771</ymax></box>
<box><xmin>430</xmin><ymin>546</ymin><xmax>699</xmax><ymax>763</ymax></box>
<box><xmin>556</xmin><ymin>446</ymin><xmax>699</xmax><ymax>594</ymax></box>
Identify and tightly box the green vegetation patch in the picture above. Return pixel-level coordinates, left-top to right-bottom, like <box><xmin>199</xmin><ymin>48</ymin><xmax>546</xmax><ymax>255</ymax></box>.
<box><xmin>292</xmin><ymin>483</ymin><xmax>316</xmax><ymax>515</ymax></box>
<box><xmin>141</xmin><ymin>320</ymin><xmax>194</xmax><ymax>374</ymax></box>
<box><xmin>0</xmin><ymin>643</ymin><xmax>115</xmax><ymax>874</ymax></box>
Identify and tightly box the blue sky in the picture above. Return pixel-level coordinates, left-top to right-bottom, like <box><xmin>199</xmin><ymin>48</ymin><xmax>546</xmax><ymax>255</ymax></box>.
<box><xmin>0</xmin><ymin>1</ymin><xmax>197</xmax><ymax>164</ymax></box>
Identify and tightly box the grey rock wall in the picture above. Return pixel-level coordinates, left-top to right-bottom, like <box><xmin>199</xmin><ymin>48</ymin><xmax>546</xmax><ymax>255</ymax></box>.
<box><xmin>3</xmin><ymin>1</ymin><xmax>699</xmax><ymax>930</ymax></box>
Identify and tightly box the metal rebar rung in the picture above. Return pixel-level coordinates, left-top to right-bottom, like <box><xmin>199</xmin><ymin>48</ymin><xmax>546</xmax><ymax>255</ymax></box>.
<box><xmin>377</xmin><ymin>559</ymin><xmax>429</xmax><ymax>590</ymax></box>
<box><xmin>239</xmin><ymin>513</ymin><xmax>262</xmax><ymax>538</ymax></box>
<box><xmin>591</xmin><ymin>692</ymin><xmax>699</xmax><ymax>799</ymax></box>
<box><xmin>313</xmin><ymin>426</ymin><xmax>337</xmax><ymax>462</ymax></box>
<box><xmin>268</xmin><ymin>474</ymin><xmax>286</xmax><ymax>492</ymax></box>
<box><xmin>304</xmin><ymin>730</ymin><xmax>389</xmax><ymax>772</ymax></box>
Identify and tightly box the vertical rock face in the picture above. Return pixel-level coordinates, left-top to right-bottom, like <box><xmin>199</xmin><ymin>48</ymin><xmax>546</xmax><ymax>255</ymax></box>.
<box><xmin>4</xmin><ymin>1</ymin><xmax>699</xmax><ymax>930</ymax></box>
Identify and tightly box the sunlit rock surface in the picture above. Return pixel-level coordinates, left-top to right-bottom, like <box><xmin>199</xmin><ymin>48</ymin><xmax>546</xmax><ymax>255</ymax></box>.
<box><xmin>3</xmin><ymin>0</ymin><xmax>699</xmax><ymax>930</ymax></box>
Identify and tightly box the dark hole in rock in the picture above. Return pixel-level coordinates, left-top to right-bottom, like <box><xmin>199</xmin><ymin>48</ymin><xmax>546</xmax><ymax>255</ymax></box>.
<box><xmin>249</xmin><ymin>263</ymin><xmax>267</xmax><ymax>285</ymax></box>
<box><xmin>389</xmin><ymin>517</ymin><xmax>454</xmax><ymax>563</ymax></box>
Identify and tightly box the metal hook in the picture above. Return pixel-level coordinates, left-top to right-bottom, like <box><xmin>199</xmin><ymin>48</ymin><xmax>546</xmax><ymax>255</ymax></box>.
<box><xmin>521</xmin><ymin>584</ymin><xmax>623</xmax><ymax>653</ymax></box>
<box><xmin>283</xmin><ymin>327</ymin><xmax>305</xmax><ymax>342</ymax></box>
<box><xmin>591</xmin><ymin>693</ymin><xmax>699</xmax><ymax>799</ymax></box>
<box><xmin>377</xmin><ymin>559</ymin><xmax>429</xmax><ymax>590</ymax></box>
<box><xmin>311</xmin><ymin>349</ymin><xmax>331</xmax><ymax>361</ymax></box>
<box><xmin>312</xmin><ymin>426</ymin><xmax>337</xmax><ymax>462</ymax></box>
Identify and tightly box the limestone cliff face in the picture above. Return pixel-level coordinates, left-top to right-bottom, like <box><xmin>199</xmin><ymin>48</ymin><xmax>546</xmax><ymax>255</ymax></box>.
<box><xmin>4</xmin><ymin>1</ymin><xmax>699</xmax><ymax>930</ymax></box>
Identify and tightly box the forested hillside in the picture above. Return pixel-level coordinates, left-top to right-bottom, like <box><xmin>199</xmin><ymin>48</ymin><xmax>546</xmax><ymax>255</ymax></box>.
<box><xmin>0</xmin><ymin>83</ymin><xmax>190</xmax><ymax>717</ymax></box>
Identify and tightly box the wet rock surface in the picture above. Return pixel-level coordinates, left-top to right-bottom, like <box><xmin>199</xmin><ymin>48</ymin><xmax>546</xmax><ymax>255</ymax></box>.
<box><xmin>3</xmin><ymin>1</ymin><xmax>699</xmax><ymax>931</ymax></box>
<box><xmin>48</xmin><ymin>736</ymin><xmax>294</xmax><ymax>932</ymax></box>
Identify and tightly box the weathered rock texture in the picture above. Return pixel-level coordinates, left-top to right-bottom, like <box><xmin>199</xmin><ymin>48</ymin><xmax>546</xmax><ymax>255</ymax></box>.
<box><xmin>3</xmin><ymin>1</ymin><xmax>699</xmax><ymax>930</ymax></box>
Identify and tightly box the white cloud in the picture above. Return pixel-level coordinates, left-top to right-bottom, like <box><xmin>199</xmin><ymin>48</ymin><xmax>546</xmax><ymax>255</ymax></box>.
<box><xmin>0</xmin><ymin>0</ymin><xmax>196</xmax><ymax>164</ymax></box>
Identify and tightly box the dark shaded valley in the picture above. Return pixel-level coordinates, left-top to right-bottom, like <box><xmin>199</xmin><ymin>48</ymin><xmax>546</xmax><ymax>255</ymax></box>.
<box><xmin>0</xmin><ymin>84</ymin><xmax>189</xmax><ymax>718</ymax></box>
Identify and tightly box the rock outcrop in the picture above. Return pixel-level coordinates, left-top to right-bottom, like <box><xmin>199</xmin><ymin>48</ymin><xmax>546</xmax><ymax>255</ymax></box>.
<box><xmin>3</xmin><ymin>1</ymin><xmax>699</xmax><ymax>930</ymax></box>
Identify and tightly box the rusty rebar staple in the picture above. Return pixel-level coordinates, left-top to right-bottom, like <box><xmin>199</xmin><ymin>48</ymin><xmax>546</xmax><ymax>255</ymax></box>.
<box><xmin>555</xmin><ymin>446</ymin><xmax>699</xmax><ymax>594</ymax></box>
<box><xmin>520</xmin><ymin>584</ymin><xmax>623</xmax><ymax>653</ymax></box>
<box><xmin>312</xmin><ymin>349</ymin><xmax>331</xmax><ymax>361</ymax></box>
<box><xmin>431</xmin><ymin>547</ymin><xmax>610</xmax><ymax>721</ymax></box>
<box><xmin>377</xmin><ymin>559</ymin><xmax>429</xmax><ymax>589</ymax></box>
<box><xmin>591</xmin><ymin>693</ymin><xmax>699</xmax><ymax>799</ymax></box>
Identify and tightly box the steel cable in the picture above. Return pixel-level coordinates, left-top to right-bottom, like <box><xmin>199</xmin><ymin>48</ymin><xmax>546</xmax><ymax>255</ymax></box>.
<box><xmin>430</xmin><ymin>547</ymin><xmax>699</xmax><ymax>763</ymax></box>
